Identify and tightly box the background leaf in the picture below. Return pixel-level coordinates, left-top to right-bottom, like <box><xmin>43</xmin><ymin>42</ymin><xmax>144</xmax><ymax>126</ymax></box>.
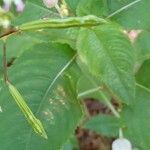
<box><xmin>76</xmin><ymin>0</ymin><xmax>108</xmax><ymax>17</ymax></box>
<box><xmin>122</xmin><ymin>85</ymin><xmax>150</xmax><ymax>149</ymax></box>
<box><xmin>77</xmin><ymin>73</ymin><xmax>111</xmax><ymax>103</ymax></box>
<box><xmin>136</xmin><ymin>59</ymin><xmax>150</xmax><ymax>89</ymax></box>
<box><xmin>13</xmin><ymin>1</ymin><xmax>58</xmax><ymax>25</ymax></box>
<box><xmin>107</xmin><ymin>0</ymin><xmax>150</xmax><ymax>30</ymax></box>
<box><xmin>134</xmin><ymin>31</ymin><xmax>150</xmax><ymax>63</ymax></box>
<box><xmin>76</xmin><ymin>24</ymin><xmax>135</xmax><ymax>104</ymax></box>
<box><xmin>0</xmin><ymin>43</ymin><xmax>83</xmax><ymax>150</ymax></box>
<box><xmin>0</xmin><ymin>33</ymin><xmax>39</xmax><ymax>60</ymax></box>
<box><xmin>63</xmin><ymin>135</ymin><xmax>79</xmax><ymax>150</ymax></box>
<box><xmin>85</xmin><ymin>114</ymin><xmax>120</xmax><ymax>137</ymax></box>
<box><xmin>65</xmin><ymin>0</ymin><xmax>80</xmax><ymax>15</ymax></box>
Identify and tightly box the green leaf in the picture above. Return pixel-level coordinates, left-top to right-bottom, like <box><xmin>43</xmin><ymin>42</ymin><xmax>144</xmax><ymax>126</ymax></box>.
<box><xmin>76</xmin><ymin>0</ymin><xmax>108</xmax><ymax>17</ymax></box>
<box><xmin>65</xmin><ymin>0</ymin><xmax>80</xmax><ymax>14</ymax></box>
<box><xmin>134</xmin><ymin>31</ymin><xmax>150</xmax><ymax>62</ymax></box>
<box><xmin>27</xmin><ymin>0</ymin><xmax>47</xmax><ymax>7</ymax></box>
<box><xmin>13</xmin><ymin>1</ymin><xmax>58</xmax><ymax>25</ymax></box>
<box><xmin>85</xmin><ymin>114</ymin><xmax>120</xmax><ymax>137</ymax></box>
<box><xmin>122</xmin><ymin>84</ymin><xmax>150</xmax><ymax>149</ymax></box>
<box><xmin>0</xmin><ymin>43</ymin><xmax>82</xmax><ymax>150</ymax></box>
<box><xmin>77</xmin><ymin>73</ymin><xmax>111</xmax><ymax>102</ymax></box>
<box><xmin>77</xmin><ymin>75</ymin><xmax>103</xmax><ymax>99</ymax></box>
<box><xmin>63</xmin><ymin>135</ymin><xmax>79</xmax><ymax>150</ymax></box>
<box><xmin>136</xmin><ymin>59</ymin><xmax>150</xmax><ymax>89</ymax></box>
<box><xmin>0</xmin><ymin>54</ymin><xmax>3</xmax><ymax>78</ymax></box>
<box><xmin>133</xmin><ymin>31</ymin><xmax>150</xmax><ymax>73</ymax></box>
<box><xmin>76</xmin><ymin>23</ymin><xmax>135</xmax><ymax>104</ymax></box>
<box><xmin>24</xmin><ymin>28</ymin><xmax>79</xmax><ymax>49</ymax></box>
<box><xmin>0</xmin><ymin>33</ymin><xmax>39</xmax><ymax>59</ymax></box>
<box><xmin>0</xmin><ymin>28</ymin><xmax>78</xmax><ymax>60</ymax></box>
<box><xmin>107</xmin><ymin>0</ymin><xmax>150</xmax><ymax>30</ymax></box>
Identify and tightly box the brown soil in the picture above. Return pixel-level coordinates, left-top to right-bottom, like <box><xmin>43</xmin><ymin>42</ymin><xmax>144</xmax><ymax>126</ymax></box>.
<box><xmin>75</xmin><ymin>98</ymin><xmax>118</xmax><ymax>150</ymax></box>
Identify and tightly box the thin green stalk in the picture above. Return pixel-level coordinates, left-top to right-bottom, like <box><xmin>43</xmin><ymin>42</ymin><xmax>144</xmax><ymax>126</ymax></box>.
<box><xmin>78</xmin><ymin>86</ymin><xmax>102</xmax><ymax>98</ymax></box>
<box><xmin>107</xmin><ymin>0</ymin><xmax>141</xmax><ymax>18</ymax></box>
<box><xmin>119</xmin><ymin>128</ymin><xmax>123</xmax><ymax>138</ymax></box>
<box><xmin>98</xmin><ymin>90</ymin><xmax>120</xmax><ymax>118</ymax></box>
<box><xmin>78</xmin><ymin>87</ymin><xmax>120</xmax><ymax>118</ymax></box>
<box><xmin>55</xmin><ymin>4</ymin><xmax>63</xmax><ymax>18</ymax></box>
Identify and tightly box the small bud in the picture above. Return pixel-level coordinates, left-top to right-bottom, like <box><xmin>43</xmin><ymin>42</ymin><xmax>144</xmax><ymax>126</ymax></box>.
<box><xmin>112</xmin><ymin>138</ymin><xmax>132</xmax><ymax>150</ymax></box>
<box><xmin>43</xmin><ymin>0</ymin><xmax>58</xmax><ymax>8</ymax></box>
<box><xmin>128</xmin><ymin>30</ymin><xmax>141</xmax><ymax>43</ymax></box>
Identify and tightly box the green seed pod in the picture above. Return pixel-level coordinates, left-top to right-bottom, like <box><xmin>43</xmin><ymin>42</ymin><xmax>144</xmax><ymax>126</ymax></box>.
<box><xmin>19</xmin><ymin>15</ymin><xmax>107</xmax><ymax>31</ymax></box>
<box><xmin>7</xmin><ymin>81</ymin><xmax>48</xmax><ymax>139</ymax></box>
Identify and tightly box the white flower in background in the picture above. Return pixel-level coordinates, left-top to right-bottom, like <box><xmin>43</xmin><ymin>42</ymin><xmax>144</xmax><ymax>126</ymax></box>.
<box><xmin>3</xmin><ymin>0</ymin><xmax>25</xmax><ymax>12</ymax></box>
<box><xmin>3</xmin><ymin>0</ymin><xmax>12</xmax><ymax>11</ymax></box>
<box><xmin>13</xmin><ymin>0</ymin><xmax>25</xmax><ymax>12</ymax></box>
<box><xmin>43</xmin><ymin>0</ymin><xmax>58</xmax><ymax>8</ymax></box>
<box><xmin>112</xmin><ymin>138</ymin><xmax>132</xmax><ymax>150</ymax></box>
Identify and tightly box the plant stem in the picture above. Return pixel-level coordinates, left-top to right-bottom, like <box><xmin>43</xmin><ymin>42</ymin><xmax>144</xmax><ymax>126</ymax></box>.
<box><xmin>3</xmin><ymin>39</ymin><xmax>8</xmax><ymax>83</ymax></box>
<box><xmin>55</xmin><ymin>4</ymin><xmax>63</xmax><ymax>18</ymax></box>
<box><xmin>107</xmin><ymin>0</ymin><xmax>141</xmax><ymax>18</ymax></box>
<box><xmin>78</xmin><ymin>87</ymin><xmax>120</xmax><ymax>118</ymax></box>
<box><xmin>99</xmin><ymin>91</ymin><xmax>120</xmax><ymax>118</ymax></box>
<box><xmin>119</xmin><ymin>128</ymin><xmax>123</xmax><ymax>138</ymax></box>
<box><xmin>78</xmin><ymin>86</ymin><xmax>102</xmax><ymax>98</ymax></box>
<box><xmin>0</xmin><ymin>27</ymin><xmax>18</xmax><ymax>39</ymax></box>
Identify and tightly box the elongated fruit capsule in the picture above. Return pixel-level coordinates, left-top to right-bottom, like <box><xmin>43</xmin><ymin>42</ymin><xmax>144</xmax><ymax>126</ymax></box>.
<box><xmin>19</xmin><ymin>15</ymin><xmax>107</xmax><ymax>31</ymax></box>
<box><xmin>7</xmin><ymin>81</ymin><xmax>48</xmax><ymax>139</ymax></box>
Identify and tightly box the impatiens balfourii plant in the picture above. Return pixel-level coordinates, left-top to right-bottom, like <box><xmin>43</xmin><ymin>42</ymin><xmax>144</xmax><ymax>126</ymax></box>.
<box><xmin>0</xmin><ymin>0</ymin><xmax>150</xmax><ymax>150</ymax></box>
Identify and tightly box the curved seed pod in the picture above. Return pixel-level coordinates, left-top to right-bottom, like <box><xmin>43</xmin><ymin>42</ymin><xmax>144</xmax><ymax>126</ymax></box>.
<box><xmin>112</xmin><ymin>138</ymin><xmax>132</xmax><ymax>150</ymax></box>
<box><xmin>7</xmin><ymin>81</ymin><xmax>48</xmax><ymax>139</ymax></box>
<box><xmin>19</xmin><ymin>15</ymin><xmax>107</xmax><ymax>31</ymax></box>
